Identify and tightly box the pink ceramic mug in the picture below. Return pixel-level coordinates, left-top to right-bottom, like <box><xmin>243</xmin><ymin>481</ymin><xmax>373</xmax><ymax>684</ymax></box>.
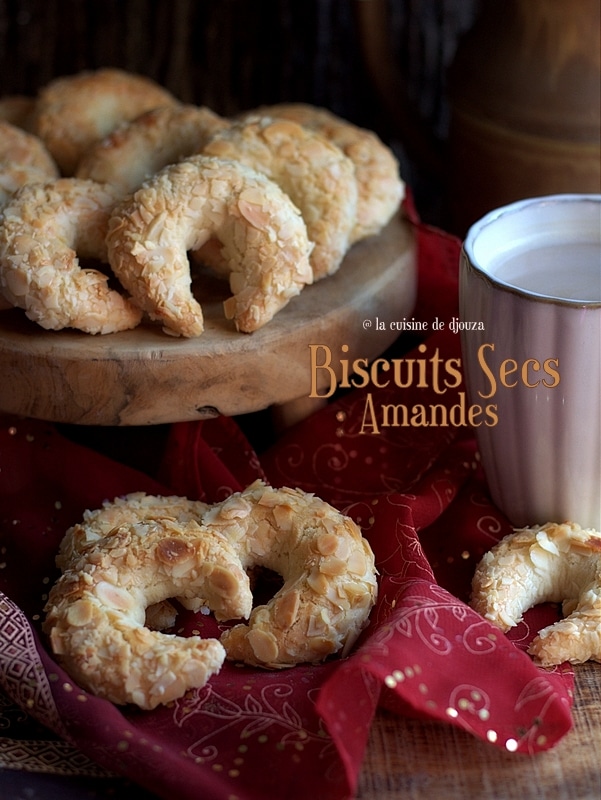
<box><xmin>459</xmin><ymin>194</ymin><xmax>601</xmax><ymax>530</ymax></box>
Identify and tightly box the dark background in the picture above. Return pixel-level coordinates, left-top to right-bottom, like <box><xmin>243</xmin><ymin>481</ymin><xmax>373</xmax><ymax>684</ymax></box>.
<box><xmin>0</xmin><ymin>0</ymin><xmax>483</xmax><ymax>229</ymax></box>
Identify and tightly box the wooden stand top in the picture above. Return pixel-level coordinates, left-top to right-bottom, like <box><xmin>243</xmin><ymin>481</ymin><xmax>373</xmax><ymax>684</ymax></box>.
<box><xmin>0</xmin><ymin>213</ymin><xmax>416</xmax><ymax>426</ymax></box>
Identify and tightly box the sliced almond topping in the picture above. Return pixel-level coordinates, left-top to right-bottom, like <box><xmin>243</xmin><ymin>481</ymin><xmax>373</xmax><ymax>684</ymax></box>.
<box><xmin>156</xmin><ymin>537</ymin><xmax>194</xmax><ymax>565</ymax></box>
<box><xmin>347</xmin><ymin>549</ymin><xmax>367</xmax><ymax>576</ymax></box>
<box><xmin>65</xmin><ymin>597</ymin><xmax>96</xmax><ymax>627</ymax></box>
<box><xmin>247</xmin><ymin>628</ymin><xmax>279</xmax><ymax>663</ymax></box>
<box><xmin>272</xmin><ymin>503</ymin><xmax>294</xmax><ymax>531</ymax></box>
<box><xmin>535</xmin><ymin>530</ymin><xmax>561</xmax><ymax>556</ymax></box>
<box><xmin>219</xmin><ymin>497</ymin><xmax>251</xmax><ymax>520</ymax></box>
<box><xmin>207</xmin><ymin>564</ymin><xmax>239</xmax><ymax>598</ymax></box>
<box><xmin>319</xmin><ymin>556</ymin><xmax>346</xmax><ymax>577</ymax></box>
<box><xmin>316</xmin><ymin>531</ymin><xmax>339</xmax><ymax>556</ymax></box>
<box><xmin>96</xmin><ymin>581</ymin><xmax>135</xmax><ymax>613</ymax></box>
<box><xmin>529</xmin><ymin>546</ymin><xmax>554</xmax><ymax>570</ymax></box>
<box><xmin>306</xmin><ymin>612</ymin><xmax>328</xmax><ymax>637</ymax></box>
<box><xmin>344</xmin><ymin>582</ymin><xmax>372</xmax><ymax>606</ymax></box>
<box><xmin>274</xmin><ymin>590</ymin><xmax>300</xmax><ymax>629</ymax></box>
<box><xmin>307</xmin><ymin>569</ymin><xmax>329</xmax><ymax>595</ymax></box>
<box><xmin>238</xmin><ymin>196</ymin><xmax>270</xmax><ymax>230</ymax></box>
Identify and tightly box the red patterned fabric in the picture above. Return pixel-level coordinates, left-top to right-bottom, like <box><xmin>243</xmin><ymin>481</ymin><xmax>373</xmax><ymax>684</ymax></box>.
<box><xmin>0</xmin><ymin>212</ymin><xmax>574</xmax><ymax>800</ymax></box>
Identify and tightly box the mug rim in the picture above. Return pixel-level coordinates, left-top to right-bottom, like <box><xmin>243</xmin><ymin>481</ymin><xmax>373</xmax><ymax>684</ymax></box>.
<box><xmin>463</xmin><ymin>194</ymin><xmax>601</xmax><ymax>308</ymax></box>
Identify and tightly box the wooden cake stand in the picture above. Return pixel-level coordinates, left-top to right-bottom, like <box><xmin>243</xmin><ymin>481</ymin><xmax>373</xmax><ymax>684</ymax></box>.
<box><xmin>0</xmin><ymin>213</ymin><xmax>416</xmax><ymax>426</ymax></box>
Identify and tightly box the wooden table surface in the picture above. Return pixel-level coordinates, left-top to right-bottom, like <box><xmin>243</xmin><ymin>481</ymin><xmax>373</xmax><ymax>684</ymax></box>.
<box><xmin>357</xmin><ymin>662</ymin><xmax>600</xmax><ymax>800</ymax></box>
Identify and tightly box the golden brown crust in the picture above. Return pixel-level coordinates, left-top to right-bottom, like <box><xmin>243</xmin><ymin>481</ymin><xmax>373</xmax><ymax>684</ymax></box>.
<box><xmin>0</xmin><ymin>119</ymin><xmax>61</xmax><ymax>309</ymax></box>
<box><xmin>2</xmin><ymin>72</ymin><xmax>403</xmax><ymax>337</ymax></box>
<box><xmin>202</xmin><ymin>480</ymin><xmax>378</xmax><ymax>669</ymax></box>
<box><xmin>105</xmin><ymin>154</ymin><xmax>313</xmax><ymax>336</ymax></box>
<box><xmin>0</xmin><ymin>178</ymin><xmax>142</xmax><ymax>333</ymax></box>
<box><xmin>471</xmin><ymin>521</ymin><xmax>601</xmax><ymax>666</ymax></box>
<box><xmin>43</xmin><ymin>518</ymin><xmax>253</xmax><ymax>709</ymax></box>
<box><xmin>76</xmin><ymin>104</ymin><xmax>229</xmax><ymax>194</ymax></box>
<box><xmin>45</xmin><ymin>481</ymin><xmax>378</xmax><ymax>707</ymax></box>
<box><xmin>57</xmin><ymin>491</ymin><xmax>211</xmax><ymax>570</ymax></box>
<box><xmin>242</xmin><ymin>102</ymin><xmax>405</xmax><ymax>242</ymax></box>
<box><xmin>31</xmin><ymin>68</ymin><xmax>179</xmax><ymax>175</ymax></box>
<box><xmin>201</xmin><ymin>116</ymin><xmax>358</xmax><ymax>279</ymax></box>
<box><xmin>57</xmin><ymin>492</ymin><xmax>211</xmax><ymax>619</ymax></box>
<box><xmin>0</xmin><ymin>120</ymin><xmax>59</xmax><ymax>207</ymax></box>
